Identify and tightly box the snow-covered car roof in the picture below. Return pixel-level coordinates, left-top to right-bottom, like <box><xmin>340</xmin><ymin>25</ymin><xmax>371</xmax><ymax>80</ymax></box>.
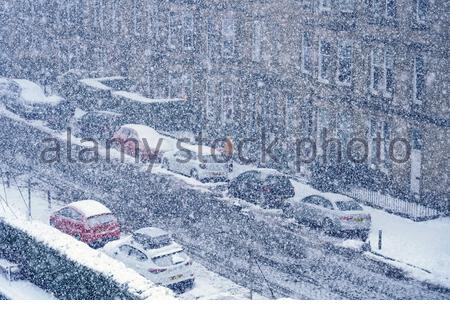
<box><xmin>120</xmin><ymin>124</ymin><xmax>176</xmax><ymax>152</ymax></box>
<box><xmin>79</xmin><ymin>76</ymin><xmax>125</xmax><ymax>91</ymax></box>
<box><xmin>178</xmin><ymin>143</ymin><xmax>221</xmax><ymax>157</ymax></box>
<box><xmin>112</xmin><ymin>90</ymin><xmax>185</xmax><ymax>105</ymax></box>
<box><xmin>239</xmin><ymin>168</ymin><xmax>286</xmax><ymax>180</ymax></box>
<box><xmin>67</xmin><ymin>200</ymin><xmax>112</xmax><ymax>218</ymax></box>
<box><xmin>317</xmin><ymin>192</ymin><xmax>355</xmax><ymax>203</ymax></box>
<box><xmin>105</xmin><ymin>233</ymin><xmax>184</xmax><ymax>259</ymax></box>
<box><xmin>12</xmin><ymin>79</ymin><xmax>63</xmax><ymax>105</ymax></box>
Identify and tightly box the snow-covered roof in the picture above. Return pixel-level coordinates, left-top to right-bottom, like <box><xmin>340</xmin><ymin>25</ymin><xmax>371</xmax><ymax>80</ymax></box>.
<box><xmin>79</xmin><ymin>76</ymin><xmax>125</xmax><ymax>91</ymax></box>
<box><xmin>12</xmin><ymin>79</ymin><xmax>63</xmax><ymax>105</ymax></box>
<box><xmin>67</xmin><ymin>200</ymin><xmax>112</xmax><ymax>218</ymax></box>
<box><xmin>112</xmin><ymin>91</ymin><xmax>185</xmax><ymax>105</ymax></box>
<box><xmin>121</xmin><ymin>124</ymin><xmax>176</xmax><ymax>152</ymax></box>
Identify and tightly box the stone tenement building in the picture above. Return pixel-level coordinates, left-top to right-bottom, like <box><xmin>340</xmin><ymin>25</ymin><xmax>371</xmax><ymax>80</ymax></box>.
<box><xmin>1</xmin><ymin>0</ymin><xmax>449</xmax><ymax>210</ymax></box>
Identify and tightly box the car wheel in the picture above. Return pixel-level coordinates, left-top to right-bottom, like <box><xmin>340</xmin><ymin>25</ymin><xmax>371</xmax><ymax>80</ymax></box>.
<box><xmin>190</xmin><ymin>169</ymin><xmax>199</xmax><ymax>180</ymax></box>
<box><xmin>322</xmin><ymin>218</ymin><xmax>335</xmax><ymax>235</ymax></box>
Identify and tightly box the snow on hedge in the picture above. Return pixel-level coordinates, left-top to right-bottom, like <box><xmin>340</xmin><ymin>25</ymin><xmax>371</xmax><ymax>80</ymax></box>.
<box><xmin>0</xmin><ymin>205</ymin><xmax>174</xmax><ymax>300</ymax></box>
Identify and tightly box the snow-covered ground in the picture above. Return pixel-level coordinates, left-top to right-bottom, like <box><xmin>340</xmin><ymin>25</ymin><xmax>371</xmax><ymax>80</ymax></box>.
<box><xmin>368</xmin><ymin>207</ymin><xmax>450</xmax><ymax>287</ymax></box>
<box><xmin>0</xmin><ymin>275</ymin><xmax>56</xmax><ymax>300</ymax></box>
<box><xmin>0</xmin><ymin>178</ymin><xmax>263</xmax><ymax>300</ymax></box>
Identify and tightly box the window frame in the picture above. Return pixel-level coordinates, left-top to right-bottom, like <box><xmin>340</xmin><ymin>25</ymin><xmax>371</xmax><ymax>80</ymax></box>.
<box><xmin>336</xmin><ymin>40</ymin><xmax>353</xmax><ymax>86</ymax></box>
<box><xmin>301</xmin><ymin>32</ymin><xmax>313</xmax><ymax>75</ymax></box>
<box><xmin>318</xmin><ymin>39</ymin><xmax>332</xmax><ymax>84</ymax></box>
<box><xmin>413</xmin><ymin>54</ymin><xmax>425</xmax><ymax>104</ymax></box>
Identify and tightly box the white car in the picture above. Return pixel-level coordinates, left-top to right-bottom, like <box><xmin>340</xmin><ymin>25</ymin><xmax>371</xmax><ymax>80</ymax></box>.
<box><xmin>102</xmin><ymin>227</ymin><xmax>195</xmax><ymax>289</ymax></box>
<box><xmin>285</xmin><ymin>193</ymin><xmax>371</xmax><ymax>240</ymax></box>
<box><xmin>161</xmin><ymin>144</ymin><xmax>232</xmax><ymax>182</ymax></box>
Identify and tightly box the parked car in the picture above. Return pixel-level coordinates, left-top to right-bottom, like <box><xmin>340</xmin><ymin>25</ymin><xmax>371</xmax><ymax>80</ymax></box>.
<box><xmin>228</xmin><ymin>168</ymin><xmax>295</xmax><ymax>208</ymax></box>
<box><xmin>49</xmin><ymin>200</ymin><xmax>121</xmax><ymax>247</ymax></box>
<box><xmin>74</xmin><ymin>110</ymin><xmax>125</xmax><ymax>141</ymax></box>
<box><xmin>285</xmin><ymin>193</ymin><xmax>371</xmax><ymax>240</ymax></box>
<box><xmin>0</xmin><ymin>78</ymin><xmax>65</xmax><ymax>120</ymax></box>
<box><xmin>103</xmin><ymin>227</ymin><xmax>195</xmax><ymax>290</ymax></box>
<box><xmin>161</xmin><ymin>144</ymin><xmax>232</xmax><ymax>182</ymax></box>
<box><xmin>112</xmin><ymin>124</ymin><xmax>175</xmax><ymax>161</ymax></box>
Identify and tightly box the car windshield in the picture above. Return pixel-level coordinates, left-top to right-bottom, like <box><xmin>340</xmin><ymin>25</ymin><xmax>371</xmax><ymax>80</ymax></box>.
<box><xmin>335</xmin><ymin>201</ymin><xmax>364</xmax><ymax>211</ymax></box>
<box><xmin>133</xmin><ymin>233</ymin><xmax>172</xmax><ymax>249</ymax></box>
<box><xmin>152</xmin><ymin>251</ymin><xmax>189</xmax><ymax>268</ymax></box>
<box><xmin>87</xmin><ymin>214</ymin><xmax>117</xmax><ymax>227</ymax></box>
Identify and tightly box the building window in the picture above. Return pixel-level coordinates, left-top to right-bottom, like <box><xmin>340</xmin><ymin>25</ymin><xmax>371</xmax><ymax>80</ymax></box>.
<box><xmin>222</xmin><ymin>82</ymin><xmax>234</xmax><ymax>121</ymax></box>
<box><xmin>206</xmin><ymin>80</ymin><xmax>218</xmax><ymax>121</ymax></box>
<box><xmin>413</xmin><ymin>54</ymin><xmax>425</xmax><ymax>103</ymax></box>
<box><xmin>252</xmin><ymin>21</ymin><xmax>262</xmax><ymax>62</ymax></box>
<box><xmin>416</xmin><ymin>0</ymin><xmax>428</xmax><ymax>23</ymax></box>
<box><xmin>207</xmin><ymin>18</ymin><xmax>220</xmax><ymax>61</ymax></box>
<box><xmin>169</xmin><ymin>73</ymin><xmax>182</xmax><ymax>98</ymax></box>
<box><xmin>222</xmin><ymin>15</ymin><xmax>235</xmax><ymax>59</ymax></box>
<box><xmin>371</xmin><ymin>0</ymin><xmax>396</xmax><ymax>18</ymax></box>
<box><xmin>337</xmin><ymin>41</ymin><xmax>352</xmax><ymax>85</ymax></box>
<box><xmin>132</xmin><ymin>0</ymin><xmax>139</xmax><ymax>34</ymax></box>
<box><xmin>301</xmin><ymin>32</ymin><xmax>313</xmax><ymax>74</ymax></box>
<box><xmin>370</xmin><ymin>47</ymin><xmax>394</xmax><ymax>96</ymax></box>
<box><xmin>339</xmin><ymin>0</ymin><xmax>355</xmax><ymax>13</ymax></box>
<box><xmin>385</xmin><ymin>49</ymin><xmax>394</xmax><ymax>95</ymax></box>
<box><xmin>111</xmin><ymin>0</ymin><xmax>119</xmax><ymax>33</ymax></box>
<box><xmin>169</xmin><ymin>11</ymin><xmax>182</xmax><ymax>50</ymax></box>
<box><xmin>371</xmin><ymin>48</ymin><xmax>383</xmax><ymax>93</ymax></box>
<box><xmin>318</xmin><ymin>39</ymin><xmax>332</xmax><ymax>83</ymax></box>
<box><xmin>385</xmin><ymin>0</ymin><xmax>396</xmax><ymax>17</ymax></box>
<box><xmin>182</xmin><ymin>75</ymin><xmax>193</xmax><ymax>101</ymax></box>
<box><xmin>183</xmin><ymin>13</ymin><xmax>194</xmax><ymax>50</ymax></box>
<box><xmin>319</xmin><ymin>0</ymin><xmax>332</xmax><ymax>11</ymax></box>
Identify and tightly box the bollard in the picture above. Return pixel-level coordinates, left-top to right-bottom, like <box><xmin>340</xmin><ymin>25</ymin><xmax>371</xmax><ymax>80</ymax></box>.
<box><xmin>5</xmin><ymin>172</ymin><xmax>10</xmax><ymax>188</ymax></box>
<box><xmin>28</xmin><ymin>179</ymin><xmax>32</xmax><ymax>219</ymax></box>
<box><xmin>47</xmin><ymin>190</ymin><xmax>52</xmax><ymax>209</ymax></box>
<box><xmin>378</xmin><ymin>230</ymin><xmax>382</xmax><ymax>250</ymax></box>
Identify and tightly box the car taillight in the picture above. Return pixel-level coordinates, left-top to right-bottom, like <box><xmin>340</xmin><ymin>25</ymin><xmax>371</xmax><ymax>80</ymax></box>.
<box><xmin>199</xmin><ymin>163</ymin><xmax>207</xmax><ymax>169</ymax></box>
<box><xmin>148</xmin><ymin>268</ymin><xmax>167</xmax><ymax>274</ymax></box>
<box><xmin>340</xmin><ymin>216</ymin><xmax>353</xmax><ymax>221</ymax></box>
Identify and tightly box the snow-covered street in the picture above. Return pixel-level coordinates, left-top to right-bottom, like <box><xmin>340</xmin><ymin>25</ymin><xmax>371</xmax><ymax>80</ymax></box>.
<box><xmin>0</xmin><ymin>176</ymin><xmax>262</xmax><ymax>300</ymax></box>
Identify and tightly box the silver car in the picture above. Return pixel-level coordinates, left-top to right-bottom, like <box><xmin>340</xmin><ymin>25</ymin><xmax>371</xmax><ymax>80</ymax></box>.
<box><xmin>285</xmin><ymin>193</ymin><xmax>371</xmax><ymax>240</ymax></box>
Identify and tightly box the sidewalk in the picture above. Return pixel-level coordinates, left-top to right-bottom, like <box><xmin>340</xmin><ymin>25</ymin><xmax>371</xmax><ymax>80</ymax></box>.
<box><xmin>0</xmin><ymin>275</ymin><xmax>55</xmax><ymax>300</ymax></box>
<box><xmin>367</xmin><ymin>206</ymin><xmax>450</xmax><ymax>287</ymax></box>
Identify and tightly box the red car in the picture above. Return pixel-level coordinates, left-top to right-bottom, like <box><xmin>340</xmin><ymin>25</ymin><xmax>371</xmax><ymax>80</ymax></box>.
<box><xmin>50</xmin><ymin>200</ymin><xmax>120</xmax><ymax>247</ymax></box>
<box><xmin>112</xmin><ymin>124</ymin><xmax>175</xmax><ymax>161</ymax></box>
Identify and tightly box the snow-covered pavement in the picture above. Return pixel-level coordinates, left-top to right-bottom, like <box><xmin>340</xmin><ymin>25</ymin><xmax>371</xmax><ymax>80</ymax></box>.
<box><xmin>368</xmin><ymin>207</ymin><xmax>450</xmax><ymax>287</ymax></box>
<box><xmin>0</xmin><ymin>275</ymin><xmax>56</xmax><ymax>300</ymax></box>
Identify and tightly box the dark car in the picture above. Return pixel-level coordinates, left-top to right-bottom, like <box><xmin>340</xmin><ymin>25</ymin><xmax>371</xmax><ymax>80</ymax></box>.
<box><xmin>0</xmin><ymin>78</ymin><xmax>72</xmax><ymax>126</ymax></box>
<box><xmin>75</xmin><ymin>110</ymin><xmax>125</xmax><ymax>141</ymax></box>
<box><xmin>228</xmin><ymin>169</ymin><xmax>295</xmax><ymax>208</ymax></box>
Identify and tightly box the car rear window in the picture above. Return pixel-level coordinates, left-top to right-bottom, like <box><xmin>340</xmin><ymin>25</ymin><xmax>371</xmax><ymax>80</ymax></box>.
<box><xmin>336</xmin><ymin>201</ymin><xmax>363</xmax><ymax>211</ymax></box>
<box><xmin>133</xmin><ymin>234</ymin><xmax>172</xmax><ymax>249</ymax></box>
<box><xmin>152</xmin><ymin>251</ymin><xmax>189</xmax><ymax>268</ymax></box>
<box><xmin>87</xmin><ymin>214</ymin><xmax>117</xmax><ymax>227</ymax></box>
